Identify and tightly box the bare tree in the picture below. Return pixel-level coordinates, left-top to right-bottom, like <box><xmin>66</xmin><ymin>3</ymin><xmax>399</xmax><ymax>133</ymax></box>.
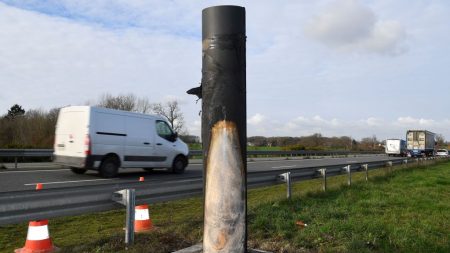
<box><xmin>95</xmin><ymin>94</ymin><xmax>186</xmax><ymax>133</ymax></box>
<box><xmin>152</xmin><ymin>100</ymin><xmax>185</xmax><ymax>133</ymax></box>
<box><xmin>360</xmin><ymin>135</ymin><xmax>382</xmax><ymax>151</ymax></box>
<box><xmin>436</xmin><ymin>134</ymin><xmax>446</xmax><ymax>148</ymax></box>
<box><xmin>135</xmin><ymin>97</ymin><xmax>152</xmax><ymax>114</ymax></box>
<box><xmin>97</xmin><ymin>93</ymin><xmax>136</xmax><ymax>111</ymax></box>
<box><xmin>95</xmin><ymin>93</ymin><xmax>153</xmax><ymax>114</ymax></box>
<box><xmin>0</xmin><ymin>107</ymin><xmax>59</xmax><ymax>148</ymax></box>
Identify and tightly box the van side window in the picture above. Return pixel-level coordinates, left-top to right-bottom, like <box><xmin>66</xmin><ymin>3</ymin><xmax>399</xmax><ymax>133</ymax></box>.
<box><xmin>156</xmin><ymin>120</ymin><xmax>174</xmax><ymax>141</ymax></box>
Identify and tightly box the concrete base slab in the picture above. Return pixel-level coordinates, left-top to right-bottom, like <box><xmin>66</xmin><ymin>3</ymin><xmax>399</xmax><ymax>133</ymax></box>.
<box><xmin>172</xmin><ymin>244</ymin><xmax>272</xmax><ymax>253</ymax></box>
<box><xmin>172</xmin><ymin>244</ymin><xmax>202</xmax><ymax>253</ymax></box>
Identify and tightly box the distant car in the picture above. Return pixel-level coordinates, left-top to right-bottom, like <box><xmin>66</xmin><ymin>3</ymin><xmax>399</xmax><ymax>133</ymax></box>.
<box><xmin>435</xmin><ymin>149</ymin><xmax>448</xmax><ymax>156</ymax></box>
<box><xmin>407</xmin><ymin>150</ymin><xmax>424</xmax><ymax>157</ymax></box>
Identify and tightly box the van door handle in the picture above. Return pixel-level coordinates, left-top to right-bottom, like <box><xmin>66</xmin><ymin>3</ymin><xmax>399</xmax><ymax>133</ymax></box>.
<box><xmin>156</xmin><ymin>143</ymin><xmax>162</xmax><ymax>146</ymax></box>
<box><xmin>143</xmin><ymin>142</ymin><xmax>150</xmax><ymax>145</ymax></box>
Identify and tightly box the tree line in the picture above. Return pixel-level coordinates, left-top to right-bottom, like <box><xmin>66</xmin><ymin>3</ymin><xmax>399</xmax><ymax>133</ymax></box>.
<box><xmin>248</xmin><ymin>134</ymin><xmax>383</xmax><ymax>151</ymax></box>
<box><xmin>0</xmin><ymin>95</ymin><xmax>447</xmax><ymax>150</ymax></box>
<box><xmin>0</xmin><ymin>94</ymin><xmax>189</xmax><ymax>149</ymax></box>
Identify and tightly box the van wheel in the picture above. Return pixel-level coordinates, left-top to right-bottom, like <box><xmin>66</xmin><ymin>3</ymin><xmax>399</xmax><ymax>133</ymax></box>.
<box><xmin>172</xmin><ymin>156</ymin><xmax>186</xmax><ymax>174</ymax></box>
<box><xmin>70</xmin><ymin>167</ymin><xmax>87</xmax><ymax>174</ymax></box>
<box><xmin>100</xmin><ymin>157</ymin><xmax>119</xmax><ymax>178</ymax></box>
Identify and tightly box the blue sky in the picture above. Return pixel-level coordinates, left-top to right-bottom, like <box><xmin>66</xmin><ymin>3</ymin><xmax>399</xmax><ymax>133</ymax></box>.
<box><xmin>0</xmin><ymin>0</ymin><xmax>449</xmax><ymax>140</ymax></box>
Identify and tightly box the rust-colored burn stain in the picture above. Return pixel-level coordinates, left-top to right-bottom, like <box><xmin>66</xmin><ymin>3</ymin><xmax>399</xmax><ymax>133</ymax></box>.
<box><xmin>212</xmin><ymin>229</ymin><xmax>227</xmax><ymax>250</ymax></box>
<box><xmin>203</xmin><ymin>38</ymin><xmax>211</xmax><ymax>51</ymax></box>
<box><xmin>203</xmin><ymin>120</ymin><xmax>245</xmax><ymax>253</ymax></box>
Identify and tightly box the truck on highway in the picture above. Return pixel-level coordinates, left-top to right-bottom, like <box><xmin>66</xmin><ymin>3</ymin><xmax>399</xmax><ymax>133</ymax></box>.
<box><xmin>53</xmin><ymin>106</ymin><xmax>189</xmax><ymax>178</ymax></box>
<box><xmin>406</xmin><ymin>130</ymin><xmax>436</xmax><ymax>157</ymax></box>
<box><xmin>385</xmin><ymin>139</ymin><xmax>407</xmax><ymax>157</ymax></box>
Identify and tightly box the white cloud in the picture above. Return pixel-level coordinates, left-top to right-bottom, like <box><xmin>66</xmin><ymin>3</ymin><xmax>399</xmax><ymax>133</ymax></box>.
<box><xmin>364</xmin><ymin>117</ymin><xmax>384</xmax><ymax>126</ymax></box>
<box><xmin>0</xmin><ymin>2</ymin><xmax>200</xmax><ymax>114</ymax></box>
<box><xmin>292</xmin><ymin>115</ymin><xmax>341</xmax><ymax>127</ymax></box>
<box><xmin>363</xmin><ymin>20</ymin><xmax>407</xmax><ymax>55</ymax></box>
<box><xmin>247</xmin><ymin>113</ymin><xmax>266</xmax><ymax>126</ymax></box>
<box><xmin>0</xmin><ymin>1</ymin><xmax>448</xmax><ymax>141</ymax></box>
<box><xmin>396</xmin><ymin>117</ymin><xmax>436</xmax><ymax>126</ymax></box>
<box><xmin>253</xmin><ymin>115</ymin><xmax>450</xmax><ymax>140</ymax></box>
<box><xmin>305</xmin><ymin>0</ymin><xmax>407</xmax><ymax>55</ymax></box>
<box><xmin>162</xmin><ymin>95</ymin><xmax>188</xmax><ymax>105</ymax></box>
<box><xmin>305</xmin><ymin>0</ymin><xmax>375</xmax><ymax>46</ymax></box>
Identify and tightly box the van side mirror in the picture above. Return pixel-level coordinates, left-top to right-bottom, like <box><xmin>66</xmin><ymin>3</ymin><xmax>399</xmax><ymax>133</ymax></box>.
<box><xmin>171</xmin><ymin>132</ymin><xmax>178</xmax><ymax>141</ymax></box>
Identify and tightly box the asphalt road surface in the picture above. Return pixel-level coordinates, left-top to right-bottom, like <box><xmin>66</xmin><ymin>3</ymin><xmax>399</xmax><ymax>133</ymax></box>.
<box><xmin>0</xmin><ymin>155</ymin><xmax>404</xmax><ymax>192</ymax></box>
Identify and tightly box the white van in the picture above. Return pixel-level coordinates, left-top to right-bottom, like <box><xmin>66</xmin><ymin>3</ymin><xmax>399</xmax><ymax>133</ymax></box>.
<box><xmin>53</xmin><ymin>106</ymin><xmax>189</xmax><ymax>177</ymax></box>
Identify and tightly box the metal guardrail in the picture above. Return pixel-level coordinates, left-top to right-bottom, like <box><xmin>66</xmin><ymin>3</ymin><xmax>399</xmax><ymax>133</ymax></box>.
<box><xmin>0</xmin><ymin>149</ymin><xmax>54</xmax><ymax>169</ymax></box>
<box><xmin>0</xmin><ymin>157</ymin><xmax>444</xmax><ymax>226</ymax></box>
<box><xmin>191</xmin><ymin>150</ymin><xmax>383</xmax><ymax>157</ymax></box>
<box><xmin>0</xmin><ymin>149</ymin><xmax>383</xmax><ymax>169</ymax></box>
<box><xmin>0</xmin><ymin>149</ymin><xmax>382</xmax><ymax>158</ymax></box>
<box><xmin>0</xmin><ymin>149</ymin><xmax>382</xmax><ymax>161</ymax></box>
<box><xmin>0</xmin><ymin>149</ymin><xmax>54</xmax><ymax>157</ymax></box>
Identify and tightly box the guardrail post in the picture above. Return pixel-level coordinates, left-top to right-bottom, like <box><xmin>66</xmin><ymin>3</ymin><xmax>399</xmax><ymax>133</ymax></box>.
<box><xmin>347</xmin><ymin>165</ymin><xmax>351</xmax><ymax>186</ymax></box>
<box><xmin>278</xmin><ymin>172</ymin><xmax>292</xmax><ymax>199</ymax></box>
<box><xmin>187</xmin><ymin>5</ymin><xmax>247</xmax><ymax>252</ymax></box>
<box><xmin>15</xmin><ymin>156</ymin><xmax>18</xmax><ymax>169</ymax></box>
<box><xmin>342</xmin><ymin>165</ymin><xmax>351</xmax><ymax>186</ymax></box>
<box><xmin>402</xmin><ymin>159</ymin><xmax>408</xmax><ymax>169</ymax></box>
<box><xmin>112</xmin><ymin>189</ymin><xmax>136</xmax><ymax>247</ymax></box>
<box><xmin>286</xmin><ymin>172</ymin><xmax>291</xmax><ymax>199</ymax></box>
<box><xmin>318</xmin><ymin>168</ymin><xmax>327</xmax><ymax>191</ymax></box>
<box><xmin>386</xmin><ymin>161</ymin><xmax>393</xmax><ymax>173</ymax></box>
<box><xmin>362</xmin><ymin>164</ymin><xmax>368</xmax><ymax>181</ymax></box>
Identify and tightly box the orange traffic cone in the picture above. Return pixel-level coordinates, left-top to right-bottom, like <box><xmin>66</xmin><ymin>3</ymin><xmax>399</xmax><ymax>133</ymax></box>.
<box><xmin>134</xmin><ymin>204</ymin><xmax>153</xmax><ymax>232</ymax></box>
<box><xmin>15</xmin><ymin>184</ymin><xmax>57</xmax><ymax>253</ymax></box>
<box><xmin>134</xmin><ymin>177</ymin><xmax>153</xmax><ymax>233</ymax></box>
<box><xmin>295</xmin><ymin>220</ymin><xmax>308</xmax><ymax>228</ymax></box>
<box><xmin>15</xmin><ymin>220</ymin><xmax>57</xmax><ymax>253</ymax></box>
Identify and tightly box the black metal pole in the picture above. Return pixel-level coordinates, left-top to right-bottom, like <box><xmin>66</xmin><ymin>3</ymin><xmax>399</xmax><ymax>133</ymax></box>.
<box><xmin>190</xmin><ymin>5</ymin><xmax>247</xmax><ymax>252</ymax></box>
<box><xmin>125</xmin><ymin>189</ymin><xmax>135</xmax><ymax>247</ymax></box>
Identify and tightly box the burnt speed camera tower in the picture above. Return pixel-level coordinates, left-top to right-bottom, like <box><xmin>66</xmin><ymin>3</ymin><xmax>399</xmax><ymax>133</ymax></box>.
<box><xmin>188</xmin><ymin>5</ymin><xmax>247</xmax><ymax>253</ymax></box>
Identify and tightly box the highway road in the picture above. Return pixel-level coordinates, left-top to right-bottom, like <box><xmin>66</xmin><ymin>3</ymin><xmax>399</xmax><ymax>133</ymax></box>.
<box><xmin>0</xmin><ymin>155</ymin><xmax>404</xmax><ymax>193</ymax></box>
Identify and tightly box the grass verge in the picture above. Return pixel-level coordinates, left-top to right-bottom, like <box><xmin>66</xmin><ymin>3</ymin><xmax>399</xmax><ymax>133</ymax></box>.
<box><xmin>1</xmin><ymin>161</ymin><xmax>449</xmax><ymax>252</ymax></box>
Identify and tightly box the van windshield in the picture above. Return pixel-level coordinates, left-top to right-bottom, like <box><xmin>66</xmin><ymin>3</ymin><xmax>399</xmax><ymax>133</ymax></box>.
<box><xmin>156</xmin><ymin>120</ymin><xmax>174</xmax><ymax>140</ymax></box>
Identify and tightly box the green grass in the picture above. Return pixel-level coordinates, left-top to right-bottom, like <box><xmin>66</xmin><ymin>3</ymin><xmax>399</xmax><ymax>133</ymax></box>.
<box><xmin>248</xmin><ymin>163</ymin><xmax>450</xmax><ymax>252</ymax></box>
<box><xmin>247</xmin><ymin>146</ymin><xmax>282</xmax><ymax>151</ymax></box>
<box><xmin>1</xmin><ymin>161</ymin><xmax>449</xmax><ymax>252</ymax></box>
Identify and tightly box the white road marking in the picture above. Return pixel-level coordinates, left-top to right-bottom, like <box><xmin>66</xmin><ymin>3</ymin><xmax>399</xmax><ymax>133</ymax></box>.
<box><xmin>248</xmin><ymin>158</ymin><xmax>325</xmax><ymax>164</ymax></box>
<box><xmin>24</xmin><ymin>178</ymin><xmax>115</xmax><ymax>186</ymax></box>
<box><xmin>0</xmin><ymin>169</ymin><xmax>69</xmax><ymax>174</ymax></box>
<box><xmin>172</xmin><ymin>178</ymin><xmax>202</xmax><ymax>183</ymax></box>
<box><xmin>346</xmin><ymin>161</ymin><xmax>358</xmax><ymax>163</ymax></box>
<box><xmin>271</xmin><ymin>165</ymin><xmax>297</xmax><ymax>169</ymax></box>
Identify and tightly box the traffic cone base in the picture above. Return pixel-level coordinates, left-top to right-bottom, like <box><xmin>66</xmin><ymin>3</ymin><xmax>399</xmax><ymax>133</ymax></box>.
<box><xmin>15</xmin><ymin>220</ymin><xmax>58</xmax><ymax>253</ymax></box>
<box><xmin>134</xmin><ymin>204</ymin><xmax>153</xmax><ymax>232</ymax></box>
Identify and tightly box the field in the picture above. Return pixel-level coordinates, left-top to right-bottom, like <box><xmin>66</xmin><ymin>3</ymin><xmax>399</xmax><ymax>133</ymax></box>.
<box><xmin>1</xmin><ymin>161</ymin><xmax>449</xmax><ymax>252</ymax></box>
